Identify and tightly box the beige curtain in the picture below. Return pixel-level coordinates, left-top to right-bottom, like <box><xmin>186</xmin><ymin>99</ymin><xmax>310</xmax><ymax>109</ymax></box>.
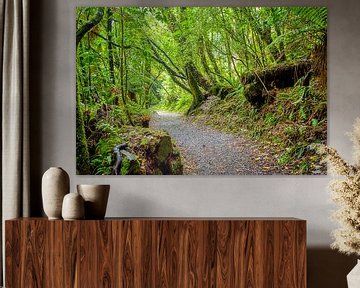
<box><xmin>0</xmin><ymin>0</ymin><xmax>30</xmax><ymax>284</ymax></box>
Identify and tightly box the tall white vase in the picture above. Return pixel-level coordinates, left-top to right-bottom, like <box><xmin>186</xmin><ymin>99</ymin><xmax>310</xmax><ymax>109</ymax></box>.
<box><xmin>347</xmin><ymin>260</ymin><xmax>360</xmax><ymax>288</ymax></box>
<box><xmin>42</xmin><ymin>167</ymin><xmax>70</xmax><ymax>219</ymax></box>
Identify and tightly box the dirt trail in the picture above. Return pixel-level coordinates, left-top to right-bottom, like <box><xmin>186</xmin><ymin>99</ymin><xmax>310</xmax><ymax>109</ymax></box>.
<box><xmin>150</xmin><ymin>111</ymin><xmax>280</xmax><ymax>175</ymax></box>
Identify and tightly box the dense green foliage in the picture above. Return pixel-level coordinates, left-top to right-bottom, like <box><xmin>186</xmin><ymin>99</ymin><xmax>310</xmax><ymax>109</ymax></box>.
<box><xmin>192</xmin><ymin>82</ymin><xmax>326</xmax><ymax>174</ymax></box>
<box><xmin>76</xmin><ymin>7</ymin><xmax>327</xmax><ymax>175</ymax></box>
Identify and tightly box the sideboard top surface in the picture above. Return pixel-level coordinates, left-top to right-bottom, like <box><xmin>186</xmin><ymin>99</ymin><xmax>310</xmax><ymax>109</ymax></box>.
<box><xmin>6</xmin><ymin>217</ymin><xmax>305</xmax><ymax>222</ymax></box>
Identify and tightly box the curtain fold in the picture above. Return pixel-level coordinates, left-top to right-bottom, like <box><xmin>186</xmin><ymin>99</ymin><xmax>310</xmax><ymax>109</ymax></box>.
<box><xmin>0</xmin><ymin>0</ymin><xmax>30</xmax><ymax>284</ymax></box>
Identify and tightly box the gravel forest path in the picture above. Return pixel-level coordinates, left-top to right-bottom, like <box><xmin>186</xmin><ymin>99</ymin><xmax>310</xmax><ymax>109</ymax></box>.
<box><xmin>150</xmin><ymin>111</ymin><xmax>280</xmax><ymax>175</ymax></box>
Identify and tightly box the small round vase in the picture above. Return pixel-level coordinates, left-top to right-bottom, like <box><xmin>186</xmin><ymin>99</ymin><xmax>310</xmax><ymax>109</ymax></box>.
<box><xmin>77</xmin><ymin>184</ymin><xmax>110</xmax><ymax>219</ymax></box>
<box><xmin>62</xmin><ymin>192</ymin><xmax>85</xmax><ymax>220</ymax></box>
<box><xmin>42</xmin><ymin>167</ymin><xmax>70</xmax><ymax>219</ymax></box>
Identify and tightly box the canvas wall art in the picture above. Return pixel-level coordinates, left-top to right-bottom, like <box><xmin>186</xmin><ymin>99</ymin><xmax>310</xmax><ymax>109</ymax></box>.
<box><xmin>76</xmin><ymin>7</ymin><xmax>327</xmax><ymax>175</ymax></box>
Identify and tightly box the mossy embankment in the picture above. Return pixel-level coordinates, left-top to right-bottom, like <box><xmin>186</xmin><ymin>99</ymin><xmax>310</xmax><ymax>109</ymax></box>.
<box><xmin>80</xmin><ymin>104</ymin><xmax>183</xmax><ymax>175</ymax></box>
<box><xmin>189</xmin><ymin>81</ymin><xmax>327</xmax><ymax>174</ymax></box>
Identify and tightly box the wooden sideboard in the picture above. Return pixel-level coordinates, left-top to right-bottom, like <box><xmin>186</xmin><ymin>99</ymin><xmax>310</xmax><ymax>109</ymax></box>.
<box><xmin>5</xmin><ymin>218</ymin><xmax>306</xmax><ymax>287</ymax></box>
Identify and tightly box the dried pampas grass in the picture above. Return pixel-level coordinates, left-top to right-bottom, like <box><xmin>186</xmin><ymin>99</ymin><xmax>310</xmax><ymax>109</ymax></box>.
<box><xmin>317</xmin><ymin>118</ymin><xmax>360</xmax><ymax>255</ymax></box>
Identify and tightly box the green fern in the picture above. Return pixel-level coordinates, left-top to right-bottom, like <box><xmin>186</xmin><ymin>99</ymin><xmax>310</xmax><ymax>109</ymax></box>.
<box><xmin>292</xmin><ymin>7</ymin><xmax>327</xmax><ymax>31</ymax></box>
<box><xmin>267</xmin><ymin>7</ymin><xmax>327</xmax><ymax>60</ymax></box>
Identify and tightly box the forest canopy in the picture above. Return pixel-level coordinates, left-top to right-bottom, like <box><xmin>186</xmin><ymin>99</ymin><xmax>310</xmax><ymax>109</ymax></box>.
<box><xmin>76</xmin><ymin>7</ymin><xmax>327</xmax><ymax>175</ymax></box>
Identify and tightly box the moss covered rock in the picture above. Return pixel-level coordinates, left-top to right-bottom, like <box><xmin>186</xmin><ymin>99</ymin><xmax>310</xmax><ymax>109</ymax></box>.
<box><xmin>120</xmin><ymin>127</ymin><xmax>183</xmax><ymax>175</ymax></box>
<box><xmin>91</xmin><ymin>125</ymin><xmax>182</xmax><ymax>175</ymax></box>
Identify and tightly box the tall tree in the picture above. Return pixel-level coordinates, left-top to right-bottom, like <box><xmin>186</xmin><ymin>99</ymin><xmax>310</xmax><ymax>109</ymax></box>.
<box><xmin>76</xmin><ymin>8</ymin><xmax>104</xmax><ymax>47</ymax></box>
<box><xmin>119</xmin><ymin>8</ymin><xmax>134</xmax><ymax>125</ymax></box>
<box><xmin>76</xmin><ymin>7</ymin><xmax>105</xmax><ymax>174</ymax></box>
<box><xmin>107</xmin><ymin>8</ymin><xmax>115</xmax><ymax>85</ymax></box>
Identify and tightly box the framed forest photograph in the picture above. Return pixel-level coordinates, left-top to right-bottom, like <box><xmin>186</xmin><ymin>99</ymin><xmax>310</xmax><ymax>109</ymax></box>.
<box><xmin>76</xmin><ymin>6</ymin><xmax>327</xmax><ymax>175</ymax></box>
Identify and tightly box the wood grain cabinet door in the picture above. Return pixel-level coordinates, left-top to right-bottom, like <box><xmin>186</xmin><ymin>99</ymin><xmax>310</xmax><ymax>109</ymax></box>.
<box><xmin>6</xmin><ymin>218</ymin><xmax>306</xmax><ymax>288</ymax></box>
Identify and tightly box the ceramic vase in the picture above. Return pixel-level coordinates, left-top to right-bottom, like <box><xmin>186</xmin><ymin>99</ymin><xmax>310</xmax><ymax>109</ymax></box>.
<box><xmin>347</xmin><ymin>260</ymin><xmax>360</xmax><ymax>288</ymax></box>
<box><xmin>42</xmin><ymin>167</ymin><xmax>70</xmax><ymax>219</ymax></box>
<box><xmin>77</xmin><ymin>184</ymin><xmax>110</xmax><ymax>219</ymax></box>
<box><xmin>62</xmin><ymin>192</ymin><xmax>85</xmax><ymax>220</ymax></box>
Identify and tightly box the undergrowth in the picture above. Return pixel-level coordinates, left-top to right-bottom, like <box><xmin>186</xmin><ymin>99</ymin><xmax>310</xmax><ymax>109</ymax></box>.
<box><xmin>191</xmin><ymin>82</ymin><xmax>327</xmax><ymax>174</ymax></box>
<box><xmin>81</xmin><ymin>100</ymin><xmax>183</xmax><ymax>175</ymax></box>
<box><xmin>155</xmin><ymin>93</ymin><xmax>192</xmax><ymax>113</ymax></box>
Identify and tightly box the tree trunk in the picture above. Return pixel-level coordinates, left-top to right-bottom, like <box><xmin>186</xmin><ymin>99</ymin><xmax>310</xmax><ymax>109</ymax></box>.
<box><xmin>76</xmin><ymin>8</ymin><xmax>104</xmax><ymax>47</ymax></box>
<box><xmin>205</xmin><ymin>37</ymin><xmax>221</xmax><ymax>76</ymax></box>
<box><xmin>186</xmin><ymin>62</ymin><xmax>204</xmax><ymax>112</ymax></box>
<box><xmin>259</xmin><ymin>26</ymin><xmax>282</xmax><ymax>63</ymax></box>
<box><xmin>76</xmin><ymin>85</ymin><xmax>90</xmax><ymax>174</ymax></box>
<box><xmin>242</xmin><ymin>60</ymin><xmax>312</xmax><ymax>107</ymax></box>
<box><xmin>106</xmin><ymin>8</ymin><xmax>115</xmax><ymax>85</ymax></box>
<box><xmin>120</xmin><ymin>8</ymin><xmax>134</xmax><ymax>126</ymax></box>
<box><xmin>198</xmin><ymin>36</ymin><xmax>214</xmax><ymax>83</ymax></box>
<box><xmin>77</xmin><ymin>42</ymin><xmax>90</xmax><ymax>103</ymax></box>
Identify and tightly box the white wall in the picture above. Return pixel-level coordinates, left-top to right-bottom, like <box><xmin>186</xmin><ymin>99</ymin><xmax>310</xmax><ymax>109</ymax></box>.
<box><xmin>33</xmin><ymin>0</ymin><xmax>360</xmax><ymax>249</ymax></box>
